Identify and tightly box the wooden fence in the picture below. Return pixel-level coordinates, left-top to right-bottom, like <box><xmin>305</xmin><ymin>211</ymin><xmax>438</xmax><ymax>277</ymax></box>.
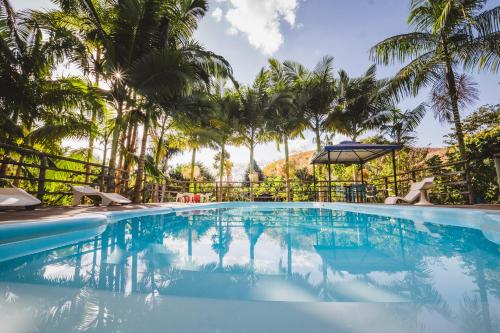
<box><xmin>0</xmin><ymin>142</ymin><xmax>494</xmax><ymax>205</ymax></box>
<box><xmin>0</xmin><ymin>143</ymin><xmax>129</xmax><ymax>205</ymax></box>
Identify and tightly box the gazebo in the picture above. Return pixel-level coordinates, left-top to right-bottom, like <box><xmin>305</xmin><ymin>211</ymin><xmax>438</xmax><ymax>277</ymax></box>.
<box><xmin>310</xmin><ymin>141</ymin><xmax>401</xmax><ymax>202</ymax></box>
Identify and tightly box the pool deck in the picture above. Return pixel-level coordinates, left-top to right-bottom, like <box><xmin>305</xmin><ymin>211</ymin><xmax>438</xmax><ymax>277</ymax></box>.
<box><xmin>0</xmin><ymin>203</ymin><xmax>197</xmax><ymax>223</ymax></box>
<box><xmin>0</xmin><ymin>202</ymin><xmax>498</xmax><ymax>223</ymax></box>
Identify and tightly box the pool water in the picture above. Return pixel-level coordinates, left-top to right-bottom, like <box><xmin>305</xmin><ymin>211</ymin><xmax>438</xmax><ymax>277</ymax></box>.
<box><xmin>0</xmin><ymin>205</ymin><xmax>499</xmax><ymax>332</ymax></box>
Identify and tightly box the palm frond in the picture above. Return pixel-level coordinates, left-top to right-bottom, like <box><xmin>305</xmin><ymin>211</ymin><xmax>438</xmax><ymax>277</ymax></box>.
<box><xmin>370</xmin><ymin>32</ymin><xmax>438</xmax><ymax>65</ymax></box>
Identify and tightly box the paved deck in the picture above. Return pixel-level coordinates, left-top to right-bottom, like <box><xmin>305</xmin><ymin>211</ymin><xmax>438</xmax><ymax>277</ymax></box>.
<box><xmin>0</xmin><ymin>202</ymin><xmax>498</xmax><ymax>223</ymax></box>
<box><xmin>0</xmin><ymin>203</ymin><xmax>195</xmax><ymax>223</ymax></box>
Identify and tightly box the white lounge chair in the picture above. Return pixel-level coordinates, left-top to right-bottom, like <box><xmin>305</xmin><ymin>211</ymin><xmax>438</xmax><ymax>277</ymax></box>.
<box><xmin>384</xmin><ymin>177</ymin><xmax>435</xmax><ymax>205</ymax></box>
<box><xmin>0</xmin><ymin>188</ymin><xmax>41</xmax><ymax>210</ymax></box>
<box><xmin>71</xmin><ymin>185</ymin><xmax>131</xmax><ymax>206</ymax></box>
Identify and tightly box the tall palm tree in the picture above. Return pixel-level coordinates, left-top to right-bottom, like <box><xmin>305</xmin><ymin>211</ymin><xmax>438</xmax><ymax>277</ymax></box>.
<box><xmin>326</xmin><ymin>65</ymin><xmax>390</xmax><ymax>141</ymax></box>
<box><xmin>370</xmin><ymin>0</ymin><xmax>500</xmax><ymax>160</ymax></box>
<box><xmin>236</xmin><ymin>70</ymin><xmax>274</xmax><ymax>199</ymax></box>
<box><xmin>31</xmin><ymin>3</ymin><xmax>109</xmax><ymax>182</ymax></box>
<box><xmin>54</xmin><ymin>0</ymin><xmax>232</xmax><ymax>199</ymax></box>
<box><xmin>0</xmin><ymin>0</ymin><xmax>101</xmax><ymax>146</ymax></box>
<box><xmin>207</xmin><ymin>84</ymin><xmax>240</xmax><ymax>201</ymax></box>
<box><xmin>284</xmin><ymin>56</ymin><xmax>337</xmax><ymax>152</ymax></box>
<box><xmin>267</xmin><ymin>59</ymin><xmax>306</xmax><ymax>201</ymax></box>
<box><xmin>174</xmin><ymin>105</ymin><xmax>215</xmax><ymax>190</ymax></box>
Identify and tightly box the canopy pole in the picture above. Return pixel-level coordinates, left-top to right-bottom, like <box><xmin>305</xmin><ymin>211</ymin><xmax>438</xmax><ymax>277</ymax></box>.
<box><xmin>392</xmin><ymin>149</ymin><xmax>398</xmax><ymax>196</ymax></box>
<box><xmin>327</xmin><ymin>152</ymin><xmax>332</xmax><ymax>202</ymax></box>
<box><xmin>360</xmin><ymin>162</ymin><xmax>365</xmax><ymax>203</ymax></box>
<box><xmin>360</xmin><ymin>163</ymin><xmax>364</xmax><ymax>185</ymax></box>
<box><xmin>313</xmin><ymin>163</ymin><xmax>317</xmax><ymax>201</ymax></box>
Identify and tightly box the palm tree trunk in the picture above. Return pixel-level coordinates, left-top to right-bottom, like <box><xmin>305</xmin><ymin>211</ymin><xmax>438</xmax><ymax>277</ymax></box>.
<box><xmin>108</xmin><ymin>98</ymin><xmax>124</xmax><ymax>192</ymax></box>
<box><xmin>160</xmin><ymin>156</ymin><xmax>169</xmax><ymax>203</ymax></box>
<box><xmin>443</xmin><ymin>40</ymin><xmax>474</xmax><ymax>204</ymax></box>
<box><xmin>133</xmin><ymin>108</ymin><xmax>151</xmax><ymax>203</ymax></box>
<box><xmin>190</xmin><ymin>147</ymin><xmax>197</xmax><ymax>190</ymax></box>
<box><xmin>117</xmin><ymin>121</ymin><xmax>129</xmax><ymax>171</ymax></box>
<box><xmin>115</xmin><ymin>122</ymin><xmax>128</xmax><ymax>193</ymax></box>
<box><xmin>249</xmin><ymin>139</ymin><xmax>255</xmax><ymax>201</ymax></box>
<box><xmin>118</xmin><ymin>121</ymin><xmax>134</xmax><ymax>193</ymax></box>
<box><xmin>444</xmin><ymin>60</ymin><xmax>466</xmax><ymax>159</ymax></box>
<box><xmin>86</xmin><ymin>49</ymin><xmax>101</xmax><ymax>184</ymax></box>
<box><xmin>284</xmin><ymin>136</ymin><xmax>291</xmax><ymax>201</ymax></box>
<box><xmin>219</xmin><ymin>143</ymin><xmax>225</xmax><ymax>202</ymax></box>
<box><xmin>314</xmin><ymin>124</ymin><xmax>321</xmax><ymax>153</ymax></box>
<box><xmin>85</xmin><ymin>112</ymin><xmax>96</xmax><ymax>184</ymax></box>
<box><xmin>153</xmin><ymin>117</ymin><xmax>168</xmax><ymax>202</ymax></box>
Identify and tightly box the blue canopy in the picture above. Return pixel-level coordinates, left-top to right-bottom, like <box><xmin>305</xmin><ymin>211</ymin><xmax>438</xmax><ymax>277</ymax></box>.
<box><xmin>311</xmin><ymin>141</ymin><xmax>401</xmax><ymax>165</ymax></box>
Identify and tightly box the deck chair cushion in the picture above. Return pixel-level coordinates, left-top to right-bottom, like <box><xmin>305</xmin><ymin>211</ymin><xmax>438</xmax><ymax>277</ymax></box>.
<box><xmin>0</xmin><ymin>188</ymin><xmax>41</xmax><ymax>207</ymax></box>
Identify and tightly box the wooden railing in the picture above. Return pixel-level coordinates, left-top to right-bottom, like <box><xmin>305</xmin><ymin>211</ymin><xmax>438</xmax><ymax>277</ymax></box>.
<box><xmin>370</xmin><ymin>160</ymin><xmax>473</xmax><ymax>204</ymax></box>
<box><xmin>0</xmin><ymin>143</ymin><xmax>129</xmax><ymax>205</ymax></box>
<box><xmin>1</xmin><ymin>142</ymin><xmax>495</xmax><ymax>206</ymax></box>
<box><xmin>152</xmin><ymin>160</ymin><xmax>478</xmax><ymax>205</ymax></box>
<box><xmin>150</xmin><ymin>179</ymin><xmax>358</xmax><ymax>203</ymax></box>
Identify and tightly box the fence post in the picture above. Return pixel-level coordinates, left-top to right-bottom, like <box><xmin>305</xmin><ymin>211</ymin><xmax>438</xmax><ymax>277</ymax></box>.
<box><xmin>286</xmin><ymin>179</ymin><xmax>291</xmax><ymax>202</ymax></box>
<box><xmin>37</xmin><ymin>155</ymin><xmax>47</xmax><ymax>201</ymax></box>
<box><xmin>495</xmin><ymin>154</ymin><xmax>500</xmax><ymax>192</ymax></box>
<box><xmin>384</xmin><ymin>177</ymin><xmax>389</xmax><ymax>196</ymax></box>
<box><xmin>0</xmin><ymin>155</ymin><xmax>9</xmax><ymax>179</ymax></box>
<box><xmin>464</xmin><ymin>160</ymin><xmax>475</xmax><ymax>205</ymax></box>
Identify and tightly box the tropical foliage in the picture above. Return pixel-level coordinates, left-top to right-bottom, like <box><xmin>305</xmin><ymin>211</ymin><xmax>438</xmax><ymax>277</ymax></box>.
<box><xmin>0</xmin><ymin>0</ymin><xmax>498</xmax><ymax>205</ymax></box>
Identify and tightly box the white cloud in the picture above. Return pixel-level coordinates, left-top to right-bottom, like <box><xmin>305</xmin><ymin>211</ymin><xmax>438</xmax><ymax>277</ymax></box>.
<box><xmin>219</xmin><ymin>0</ymin><xmax>302</xmax><ymax>55</ymax></box>
<box><xmin>226</xmin><ymin>27</ymin><xmax>238</xmax><ymax>36</ymax></box>
<box><xmin>212</xmin><ymin>7</ymin><xmax>223</xmax><ymax>22</ymax></box>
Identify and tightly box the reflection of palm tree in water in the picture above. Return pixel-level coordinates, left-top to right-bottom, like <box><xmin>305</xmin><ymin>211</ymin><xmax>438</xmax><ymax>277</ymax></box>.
<box><xmin>211</xmin><ymin>211</ymin><xmax>232</xmax><ymax>271</ymax></box>
<box><xmin>459</xmin><ymin>253</ymin><xmax>498</xmax><ymax>333</ymax></box>
<box><xmin>243</xmin><ymin>219</ymin><xmax>265</xmax><ymax>268</ymax></box>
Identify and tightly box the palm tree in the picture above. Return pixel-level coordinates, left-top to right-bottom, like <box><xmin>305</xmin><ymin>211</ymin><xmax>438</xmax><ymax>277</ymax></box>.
<box><xmin>370</xmin><ymin>0</ymin><xmax>500</xmax><ymax>160</ymax></box>
<box><xmin>326</xmin><ymin>65</ymin><xmax>390</xmax><ymax>141</ymax></box>
<box><xmin>380</xmin><ymin>104</ymin><xmax>427</xmax><ymax>146</ymax></box>
<box><xmin>284</xmin><ymin>56</ymin><xmax>337</xmax><ymax>152</ymax></box>
<box><xmin>267</xmin><ymin>59</ymin><xmax>306</xmax><ymax>201</ymax></box>
<box><xmin>430</xmin><ymin>73</ymin><xmax>479</xmax><ymax>125</ymax></box>
<box><xmin>236</xmin><ymin>70</ymin><xmax>274</xmax><ymax>200</ymax></box>
<box><xmin>54</xmin><ymin>0</ymin><xmax>232</xmax><ymax>199</ymax></box>
<box><xmin>0</xmin><ymin>1</ymin><xmax>100</xmax><ymax>142</ymax></box>
<box><xmin>169</xmin><ymin>92</ymin><xmax>219</xmax><ymax>191</ymax></box>
<box><xmin>30</xmin><ymin>4</ymin><xmax>109</xmax><ymax>182</ymax></box>
<box><xmin>0</xmin><ymin>1</ymin><xmax>104</xmax><ymax>189</ymax></box>
<box><xmin>207</xmin><ymin>84</ymin><xmax>240</xmax><ymax>201</ymax></box>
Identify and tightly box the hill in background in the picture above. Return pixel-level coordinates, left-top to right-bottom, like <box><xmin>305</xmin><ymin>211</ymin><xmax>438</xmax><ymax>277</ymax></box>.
<box><xmin>263</xmin><ymin>148</ymin><xmax>447</xmax><ymax>177</ymax></box>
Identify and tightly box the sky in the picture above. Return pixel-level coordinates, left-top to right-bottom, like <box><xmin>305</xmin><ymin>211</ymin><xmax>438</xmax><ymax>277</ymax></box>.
<box><xmin>13</xmin><ymin>0</ymin><xmax>500</xmax><ymax>179</ymax></box>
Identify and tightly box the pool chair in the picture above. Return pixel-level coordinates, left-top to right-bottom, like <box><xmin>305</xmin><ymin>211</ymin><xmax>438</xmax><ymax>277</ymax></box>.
<box><xmin>71</xmin><ymin>185</ymin><xmax>131</xmax><ymax>206</ymax></box>
<box><xmin>0</xmin><ymin>188</ymin><xmax>41</xmax><ymax>210</ymax></box>
<box><xmin>384</xmin><ymin>177</ymin><xmax>435</xmax><ymax>205</ymax></box>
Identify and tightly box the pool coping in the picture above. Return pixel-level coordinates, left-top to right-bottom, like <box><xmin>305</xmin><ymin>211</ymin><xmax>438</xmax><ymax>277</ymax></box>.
<box><xmin>0</xmin><ymin>202</ymin><xmax>499</xmax><ymax>254</ymax></box>
<box><xmin>1</xmin><ymin>201</ymin><xmax>499</xmax><ymax>224</ymax></box>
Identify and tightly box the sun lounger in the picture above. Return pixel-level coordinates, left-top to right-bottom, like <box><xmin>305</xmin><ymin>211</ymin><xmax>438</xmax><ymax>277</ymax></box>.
<box><xmin>71</xmin><ymin>186</ymin><xmax>131</xmax><ymax>206</ymax></box>
<box><xmin>0</xmin><ymin>188</ymin><xmax>41</xmax><ymax>210</ymax></box>
<box><xmin>384</xmin><ymin>177</ymin><xmax>435</xmax><ymax>205</ymax></box>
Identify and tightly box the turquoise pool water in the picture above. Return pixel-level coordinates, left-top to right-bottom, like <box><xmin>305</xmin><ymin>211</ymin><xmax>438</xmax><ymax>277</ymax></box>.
<box><xmin>0</xmin><ymin>203</ymin><xmax>499</xmax><ymax>332</ymax></box>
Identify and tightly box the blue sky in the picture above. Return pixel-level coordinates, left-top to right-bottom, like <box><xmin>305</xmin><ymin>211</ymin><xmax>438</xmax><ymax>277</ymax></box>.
<box><xmin>14</xmin><ymin>0</ymin><xmax>500</xmax><ymax>179</ymax></box>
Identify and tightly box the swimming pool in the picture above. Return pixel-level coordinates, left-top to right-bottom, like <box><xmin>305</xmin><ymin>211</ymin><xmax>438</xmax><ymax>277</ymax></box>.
<box><xmin>0</xmin><ymin>203</ymin><xmax>499</xmax><ymax>332</ymax></box>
